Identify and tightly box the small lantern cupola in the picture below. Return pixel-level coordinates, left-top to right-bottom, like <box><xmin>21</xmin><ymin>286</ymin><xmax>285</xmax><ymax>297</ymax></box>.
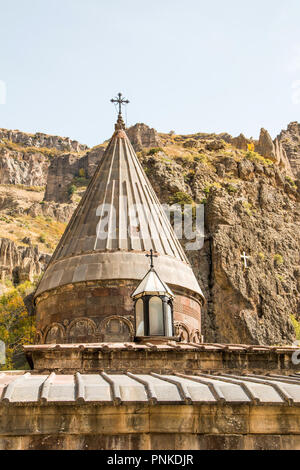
<box><xmin>131</xmin><ymin>250</ymin><xmax>175</xmax><ymax>339</ymax></box>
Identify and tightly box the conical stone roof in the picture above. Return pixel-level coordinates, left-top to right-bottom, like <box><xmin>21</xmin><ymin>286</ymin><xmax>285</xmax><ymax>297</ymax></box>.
<box><xmin>35</xmin><ymin>116</ymin><xmax>204</xmax><ymax>300</ymax></box>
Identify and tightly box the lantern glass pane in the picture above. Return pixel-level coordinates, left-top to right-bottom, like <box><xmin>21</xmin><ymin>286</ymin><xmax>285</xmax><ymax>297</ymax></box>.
<box><xmin>165</xmin><ymin>302</ymin><xmax>173</xmax><ymax>337</ymax></box>
<box><xmin>136</xmin><ymin>299</ymin><xmax>144</xmax><ymax>336</ymax></box>
<box><xmin>149</xmin><ymin>297</ymin><xmax>164</xmax><ymax>335</ymax></box>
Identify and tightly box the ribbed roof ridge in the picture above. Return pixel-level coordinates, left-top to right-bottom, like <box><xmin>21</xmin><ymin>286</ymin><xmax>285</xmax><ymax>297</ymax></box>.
<box><xmin>50</xmin><ymin>129</ymin><xmax>189</xmax><ymax>264</ymax></box>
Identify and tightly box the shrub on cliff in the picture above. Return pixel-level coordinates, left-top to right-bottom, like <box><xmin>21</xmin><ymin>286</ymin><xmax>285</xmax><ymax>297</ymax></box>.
<box><xmin>147</xmin><ymin>148</ymin><xmax>163</xmax><ymax>156</ymax></box>
<box><xmin>169</xmin><ymin>191</ymin><xmax>194</xmax><ymax>206</ymax></box>
<box><xmin>290</xmin><ymin>315</ymin><xmax>300</xmax><ymax>341</ymax></box>
<box><xmin>285</xmin><ymin>176</ymin><xmax>297</xmax><ymax>188</ymax></box>
<box><xmin>274</xmin><ymin>253</ymin><xmax>284</xmax><ymax>266</ymax></box>
<box><xmin>245</xmin><ymin>150</ymin><xmax>273</xmax><ymax>166</ymax></box>
<box><xmin>68</xmin><ymin>184</ymin><xmax>77</xmax><ymax>196</ymax></box>
<box><xmin>38</xmin><ymin>233</ymin><xmax>46</xmax><ymax>243</ymax></box>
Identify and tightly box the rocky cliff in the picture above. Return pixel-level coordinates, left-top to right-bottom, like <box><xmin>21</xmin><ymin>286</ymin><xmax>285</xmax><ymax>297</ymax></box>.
<box><xmin>228</xmin><ymin>128</ymin><xmax>294</xmax><ymax>177</ymax></box>
<box><xmin>44</xmin><ymin>146</ymin><xmax>105</xmax><ymax>203</ymax></box>
<box><xmin>0</xmin><ymin>238</ymin><xmax>50</xmax><ymax>294</ymax></box>
<box><xmin>278</xmin><ymin>122</ymin><xmax>300</xmax><ymax>178</ymax></box>
<box><xmin>0</xmin><ymin>129</ymin><xmax>88</xmax><ymax>189</ymax></box>
<box><xmin>0</xmin><ymin>146</ymin><xmax>49</xmax><ymax>187</ymax></box>
<box><xmin>139</xmin><ymin>132</ymin><xmax>299</xmax><ymax>345</ymax></box>
<box><xmin>0</xmin><ymin>129</ymin><xmax>88</xmax><ymax>153</ymax></box>
<box><xmin>0</xmin><ymin>122</ymin><xmax>299</xmax><ymax>345</ymax></box>
<box><xmin>126</xmin><ymin>123</ymin><xmax>162</xmax><ymax>151</ymax></box>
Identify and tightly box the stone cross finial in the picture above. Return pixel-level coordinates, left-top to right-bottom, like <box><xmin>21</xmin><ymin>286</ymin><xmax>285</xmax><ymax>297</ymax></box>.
<box><xmin>146</xmin><ymin>249</ymin><xmax>158</xmax><ymax>269</ymax></box>
<box><xmin>111</xmin><ymin>93</ymin><xmax>129</xmax><ymax>131</ymax></box>
<box><xmin>111</xmin><ymin>92</ymin><xmax>130</xmax><ymax>116</ymax></box>
<box><xmin>241</xmin><ymin>251</ymin><xmax>250</xmax><ymax>269</ymax></box>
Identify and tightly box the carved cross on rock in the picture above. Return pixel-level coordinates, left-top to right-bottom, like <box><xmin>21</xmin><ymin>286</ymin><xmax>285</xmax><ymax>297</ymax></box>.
<box><xmin>241</xmin><ymin>251</ymin><xmax>250</xmax><ymax>269</ymax></box>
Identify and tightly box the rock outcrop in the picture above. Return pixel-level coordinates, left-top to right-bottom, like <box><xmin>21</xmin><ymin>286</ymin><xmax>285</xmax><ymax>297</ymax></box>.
<box><xmin>26</xmin><ymin>201</ymin><xmax>77</xmax><ymax>223</ymax></box>
<box><xmin>0</xmin><ymin>129</ymin><xmax>88</xmax><ymax>153</ymax></box>
<box><xmin>44</xmin><ymin>147</ymin><xmax>105</xmax><ymax>203</ymax></box>
<box><xmin>277</xmin><ymin>122</ymin><xmax>300</xmax><ymax>178</ymax></box>
<box><xmin>142</xmin><ymin>154</ymin><xmax>188</xmax><ymax>201</ymax></box>
<box><xmin>255</xmin><ymin>128</ymin><xmax>275</xmax><ymax>160</ymax></box>
<box><xmin>0</xmin><ymin>128</ymin><xmax>89</xmax><ymax>188</ymax></box>
<box><xmin>231</xmin><ymin>133</ymin><xmax>251</xmax><ymax>151</ymax></box>
<box><xmin>229</xmin><ymin>128</ymin><xmax>294</xmax><ymax>177</ymax></box>
<box><xmin>255</xmin><ymin>128</ymin><xmax>293</xmax><ymax>175</ymax></box>
<box><xmin>44</xmin><ymin>153</ymin><xmax>82</xmax><ymax>203</ymax></box>
<box><xmin>0</xmin><ymin>238</ymin><xmax>50</xmax><ymax>287</ymax></box>
<box><xmin>0</xmin><ymin>147</ymin><xmax>49</xmax><ymax>187</ymax></box>
<box><xmin>126</xmin><ymin>123</ymin><xmax>162</xmax><ymax>151</ymax></box>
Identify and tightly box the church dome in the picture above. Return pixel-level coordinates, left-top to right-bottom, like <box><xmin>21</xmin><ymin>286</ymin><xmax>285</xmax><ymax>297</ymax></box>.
<box><xmin>34</xmin><ymin>102</ymin><xmax>204</xmax><ymax>345</ymax></box>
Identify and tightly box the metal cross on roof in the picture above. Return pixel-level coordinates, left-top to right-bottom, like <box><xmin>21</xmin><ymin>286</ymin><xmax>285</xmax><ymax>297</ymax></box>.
<box><xmin>111</xmin><ymin>92</ymin><xmax>130</xmax><ymax>115</ymax></box>
<box><xmin>241</xmin><ymin>251</ymin><xmax>250</xmax><ymax>269</ymax></box>
<box><xmin>146</xmin><ymin>249</ymin><xmax>158</xmax><ymax>269</ymax></box>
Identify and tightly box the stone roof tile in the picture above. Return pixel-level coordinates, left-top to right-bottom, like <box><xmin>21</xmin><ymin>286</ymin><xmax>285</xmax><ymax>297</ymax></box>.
<box><xmin>1</xmin><ymin>371</ymin><xmax>300</xmax><ymax>405</ymax></box>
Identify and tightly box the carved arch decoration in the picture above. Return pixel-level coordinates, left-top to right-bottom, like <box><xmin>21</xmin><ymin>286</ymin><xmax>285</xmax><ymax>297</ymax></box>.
<box><xmin>43</xmin><ymin>323</ymin><xmax>66</xmax><ymax>345</ymax></box>
<box><xmin>98</xmin><ymin>315</ymin><xmax>134</xmax><ymax>342</ymax></box>
<box><xmin>191</xmin><ymin>329</ymin><xmax>202</xmax><ymax>344</ymax></box>
<box><xmin>35</xmin><ymin>330</ymin><xmax>43</xmax><ymax>345</ymax></box>
<box><xmin>66</xmin><ymin>317</ymin><xmax>97</xmax><ymax>344</ymax></box>
<box><xmin>174</xmin><ymin>321</ymin><xmax>190</xmax><ymax>343</ymax></box>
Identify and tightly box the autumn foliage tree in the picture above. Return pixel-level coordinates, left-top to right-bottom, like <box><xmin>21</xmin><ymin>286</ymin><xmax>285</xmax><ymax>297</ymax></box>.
<box><xmin>0</xmin><ymin>281</ymin><xmax>36</xmax><ymax>370</ymax></box>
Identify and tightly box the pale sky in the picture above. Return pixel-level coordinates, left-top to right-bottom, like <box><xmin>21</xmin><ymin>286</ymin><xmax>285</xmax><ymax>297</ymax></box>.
<box><xmin>0</xmin><ymin>0</ymin><xmax>300</xmax><ymax>147</ymax></box>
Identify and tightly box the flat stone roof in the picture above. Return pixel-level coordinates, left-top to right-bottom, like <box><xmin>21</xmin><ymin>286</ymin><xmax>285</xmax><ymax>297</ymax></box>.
<box><xmin>24</xmin><ymin>342</ymin><xmax>300</xmax><ymax>376</ymax></box>
<box><xmin>1</xmin><ymin>370</ymin><xmax>300</xmax><ymax>405</ymax></box>
<box><xmin>24</xmin><ymin>342</ymin><xmax>299</xmax><ymax>354</ymax></box>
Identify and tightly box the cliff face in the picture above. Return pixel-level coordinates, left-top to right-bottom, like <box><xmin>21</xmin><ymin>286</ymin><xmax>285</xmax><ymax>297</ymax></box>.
<box><xmin>0</xmin><ymin>122</ymin><xmax>299</xmax><ymax>345</ymax></box>
<box><xmin>0</xmin><ymin>238</ymin><xmax>50</xmax><ymax>293</ymax></box>
<box><xmin>126</xmin><ymin>123</ymin><xmax>162</xmax><ymax>151</ymax></box>
<box><xmin>255</xmin><ymin>129</ymin><xmax>293</xmax><ymax>175</ymax></box>
<box><xmin>0</xmin><ymin>129</ymin><xmax>88</xmax><ymax>189</ymax></box>
<box><xmin>0</xmin><ymin>147</ymin><xmax>49</xmax><ymax>187</ymax></box>
<box><xmin>228</xmin><ymin>129</ymin><xmax>294</xmax><ymax>177</ymax></box>
<box><xmin>0</xmin><ymin>129</ymin><xmax>88</xmax><ymax>153</ymax></box>
<box><xmin>140</xmin><ymin>138</ymin><xmax>299</xmax><ymax>345</ymax></box>
<box><xmin>44</xmin><ymin>146</ymin><xmax>105</xmax><ymax>203</ymax></box>
<box><xmin>201</xmin><ymin>177</ymin><xmax>299</xmax><ymax>345</ymax></box>
<box><xmin>278</xmin><ymin>122</ymin><xmax>300</xmax><ymax>178</ymax></box>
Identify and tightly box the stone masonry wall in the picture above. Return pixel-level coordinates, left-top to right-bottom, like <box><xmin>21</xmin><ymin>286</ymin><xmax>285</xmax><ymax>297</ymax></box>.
<box><xmin>1</xmin><ymin>403</ymin><xmax>300</xmax><ymax>450</ymax></box>
<box><xmin>35</xmin><ymin>280</ymin><xmax>201</xmax><ymax>345</ymax></box>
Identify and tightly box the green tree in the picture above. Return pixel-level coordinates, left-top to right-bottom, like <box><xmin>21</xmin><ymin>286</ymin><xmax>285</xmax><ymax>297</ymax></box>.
<box><xmin>68</xmin><ymin>184</ymin><xmax>76</xmax><ymax>196</ymax></box>
<box><xmin>0</xmin><ymin>282</ymin><xmax>36</xmax><ymax>370</ymax></box>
